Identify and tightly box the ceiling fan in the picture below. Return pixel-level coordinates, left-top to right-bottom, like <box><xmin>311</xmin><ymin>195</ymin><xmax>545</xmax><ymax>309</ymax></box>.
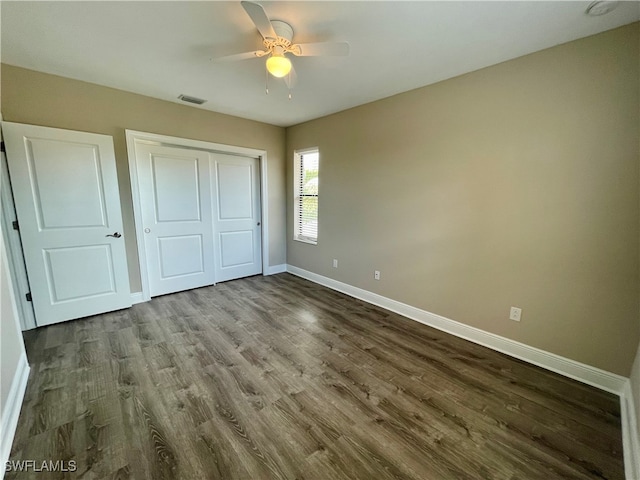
<box><xmin>212</xmin><ymin>1</ymin><xmax>350</xmax><ymax>95</ymax></box>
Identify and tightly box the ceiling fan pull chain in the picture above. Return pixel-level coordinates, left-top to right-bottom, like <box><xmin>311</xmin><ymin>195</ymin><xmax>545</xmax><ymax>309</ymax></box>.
<box><xmin>265</xmin><ymin>66</ymin><xmax>269</xmax><ymax>94</ymax></box>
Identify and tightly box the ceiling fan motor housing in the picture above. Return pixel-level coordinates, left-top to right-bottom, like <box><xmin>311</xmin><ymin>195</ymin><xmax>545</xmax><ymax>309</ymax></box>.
<box><xmin>263</xmin><ymin>20</ymin><xmax>301</xmax><ymax>56</ymax></box>
<box><xmin>271</xmin><ymin>20</ymin><xmax>294</xmax><ymax>43</ymax></box>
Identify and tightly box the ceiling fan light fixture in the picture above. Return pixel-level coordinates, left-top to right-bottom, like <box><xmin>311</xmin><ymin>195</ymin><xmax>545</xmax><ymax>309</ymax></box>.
<box><xmin>266</xmin><ymin>54</ymin><xmax>292</xmax><ymax>78</ymax></box>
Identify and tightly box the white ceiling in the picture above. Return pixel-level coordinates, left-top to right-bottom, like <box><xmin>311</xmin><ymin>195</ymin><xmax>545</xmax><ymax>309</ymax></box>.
<box><xmin>2</xmin><ymin>1</ymin><xmax>639</xmax><ymax>127</ymax></box>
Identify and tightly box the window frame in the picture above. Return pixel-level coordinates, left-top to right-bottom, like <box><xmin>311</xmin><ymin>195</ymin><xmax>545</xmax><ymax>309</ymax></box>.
<box><xmin>293</xmin><ymin>147</ymin><xmax>319</xmax><ymax>245</ymax></box>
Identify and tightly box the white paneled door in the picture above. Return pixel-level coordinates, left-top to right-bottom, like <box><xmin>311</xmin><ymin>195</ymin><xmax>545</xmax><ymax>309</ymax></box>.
<box><xmin>212</xmin><ymin>153</ymin><xmax>262</xmax><ymax>283</ymax></box>
<box><xmin>2</xmin><ymin>122</ymin><xmax>131</xmax><ymax>327</ymax></box>
<box><xmin>134</xmin><ymin>143</ymin><xmax>216</xmax><ymax>296</ymax></box>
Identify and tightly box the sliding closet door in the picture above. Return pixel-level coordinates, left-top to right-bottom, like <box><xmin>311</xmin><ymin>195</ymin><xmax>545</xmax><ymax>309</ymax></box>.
<box><xmin>211</xmin><ymin>153</ymin><xmax>262</xmax><ymax>283</ymax></box>
<box><xmin>134</xmin><ymin>143</ymin><xmax>215</xmax><ymax>296</ymax></box>
<box><xmin>133</xmin><ymin>139</ymin><xmax>263</xmax><ymax>296</ymax></box>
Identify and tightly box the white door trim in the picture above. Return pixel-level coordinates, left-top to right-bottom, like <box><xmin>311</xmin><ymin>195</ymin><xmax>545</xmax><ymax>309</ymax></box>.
<box><xmin>0</xmin><ymin>119</ymin><xmax>36</xmax><ymax>331</ymax></box>
<box><xmin>0</xmin><ymin>151</ymin><xmax>37</xmax><ymax>330</ymax></box>
<box><xmin>126</xmin><ymin>130</ymin><xmax>269</xmax><ymax>302</ymax></box>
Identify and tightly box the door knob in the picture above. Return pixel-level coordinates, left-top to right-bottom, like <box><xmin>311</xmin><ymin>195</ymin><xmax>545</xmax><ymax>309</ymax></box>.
<box><xmin>106</xmin><ymin>232</ymin><xmax>122</xmax><ymax>238</ymax></box>
<box><xmin>257</xmin><ymin>222</ymin><xmax>261</xmax><ymax>226</ymax></box>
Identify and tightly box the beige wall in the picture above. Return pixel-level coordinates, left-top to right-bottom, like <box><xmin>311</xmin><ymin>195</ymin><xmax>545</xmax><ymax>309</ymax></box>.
<box><xmin>287</xmin><ymin>24</ymin><xmax>640</xmax><ymax>376</ymax></box>
<box><xmin>1</xmin><ymin>65</ymin><xmax>287</xmax><ymax>292</ymax></box>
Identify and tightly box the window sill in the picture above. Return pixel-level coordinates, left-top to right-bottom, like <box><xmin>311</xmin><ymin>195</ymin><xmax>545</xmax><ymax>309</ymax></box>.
<box><xmin>294</xmin><ymin>237</ymin><xmax>317</xmax><ymax>245</ymax></box>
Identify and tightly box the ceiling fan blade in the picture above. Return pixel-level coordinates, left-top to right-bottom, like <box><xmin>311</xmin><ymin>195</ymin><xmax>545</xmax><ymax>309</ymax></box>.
<box><xmin>291</xmin><ymin>42</ymin><xmax>350</xmax><ymax>57</ymax></box>
<box><xmin>241</xmin><ymin>1</ymin><xmax>277</xmax><ymax>40</ymax></box>
<box><xmin>284</xmin><ymin>65</ymin><xmax>298</xmax><ymax>90</ymax></box>
<box><xmin>210</xmin><ymin>50</ymin><xmax>267</xmax><ymax>63</ymax></box>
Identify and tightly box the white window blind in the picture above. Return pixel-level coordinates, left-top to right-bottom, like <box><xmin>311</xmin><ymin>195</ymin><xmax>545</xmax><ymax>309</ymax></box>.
<box><xmin>294</xmin><ymin>149</ymin><xmax>319</xmax><ymax>244</ymax></box>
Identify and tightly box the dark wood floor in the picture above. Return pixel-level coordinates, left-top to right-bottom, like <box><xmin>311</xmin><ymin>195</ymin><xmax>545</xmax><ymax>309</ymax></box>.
<box><xmin>7</xmin><ymin>273</ymin><xmax>624</xmax><ymax>479</ymax></box>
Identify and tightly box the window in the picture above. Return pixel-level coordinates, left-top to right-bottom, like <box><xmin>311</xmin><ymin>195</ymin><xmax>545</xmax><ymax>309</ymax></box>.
<box><xmin>294</xmin><ymin>148</ymin><xmax>319</xmax><ymax>244</ymax></box>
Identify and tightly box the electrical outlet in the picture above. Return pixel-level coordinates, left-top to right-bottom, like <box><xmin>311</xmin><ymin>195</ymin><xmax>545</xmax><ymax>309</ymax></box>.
<box><xmin>374</xmin><ymin>270</ymin><xmax>381</xmax><ymax>280</ymax></box>
<box><xmin>509</xmin><ymin>306</ymin><xmax>522</xmax><ymax>322</ymax></box>
<box><xmin>333</xmin><ymin>259</ymin><xmax>338</xmax><ymax>268</ymax></box>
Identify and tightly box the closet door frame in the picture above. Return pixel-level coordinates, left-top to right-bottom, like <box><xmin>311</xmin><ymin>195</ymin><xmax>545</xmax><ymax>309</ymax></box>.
<box><xmin>126</xmin><ymin>130</ymin><xmax>269</xmax><ymax>302</ymax></box>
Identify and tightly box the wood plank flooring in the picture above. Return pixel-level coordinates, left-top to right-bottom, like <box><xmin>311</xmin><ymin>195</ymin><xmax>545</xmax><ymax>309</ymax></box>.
<box><xmin>6</xmin><ymin>273</ymin><xmax>624</xmax><ymax>479</ymax></box>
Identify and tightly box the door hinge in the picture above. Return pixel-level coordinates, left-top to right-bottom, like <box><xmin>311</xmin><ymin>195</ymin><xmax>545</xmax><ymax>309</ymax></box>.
<box><xmin>0</xmin><ymin>142</ymin><xmax>5</xmax><ymax>153</ymax></box>
<box><xmin>25</xmin><ymin>292</ymin><xmax>32</xmax><ymax>302</ymax></box>
<box><xmin>12</xmin><ymin>220</ymin><xmax>19</xmax><ymax>231</ymax></box>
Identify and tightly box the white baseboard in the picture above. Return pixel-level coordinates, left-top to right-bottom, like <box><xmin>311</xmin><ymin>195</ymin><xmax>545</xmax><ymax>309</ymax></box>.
<box><xmin>621</xmin><ymin>380</ymin><xmax>640</xmax><ymax>480</ymax></box>
<box><xmin>264</xmin><ymin>264</ymin><xmax>287</xmax><ymax>276</ymax></box>
<box><xmin>286</xmin><ymin>265</ymin><xmax>627</xmax><ymax>395</ymax></box>
<box><xmin>130</xmin><ymin>292</ymin><xmax>146</xmax><ymax>305</ymax></box>
<box><xmin>0</xmin><ymin>353</ymin><xmax>30</xmax><ymax>479</ymax></box>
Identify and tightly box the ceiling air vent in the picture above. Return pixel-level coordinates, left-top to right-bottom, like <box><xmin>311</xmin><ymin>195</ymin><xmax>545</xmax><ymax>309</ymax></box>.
<box><xmin>178</xmin><ymin>94</ymin><xmax>207</xmax><ymax>105</ymax></box>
